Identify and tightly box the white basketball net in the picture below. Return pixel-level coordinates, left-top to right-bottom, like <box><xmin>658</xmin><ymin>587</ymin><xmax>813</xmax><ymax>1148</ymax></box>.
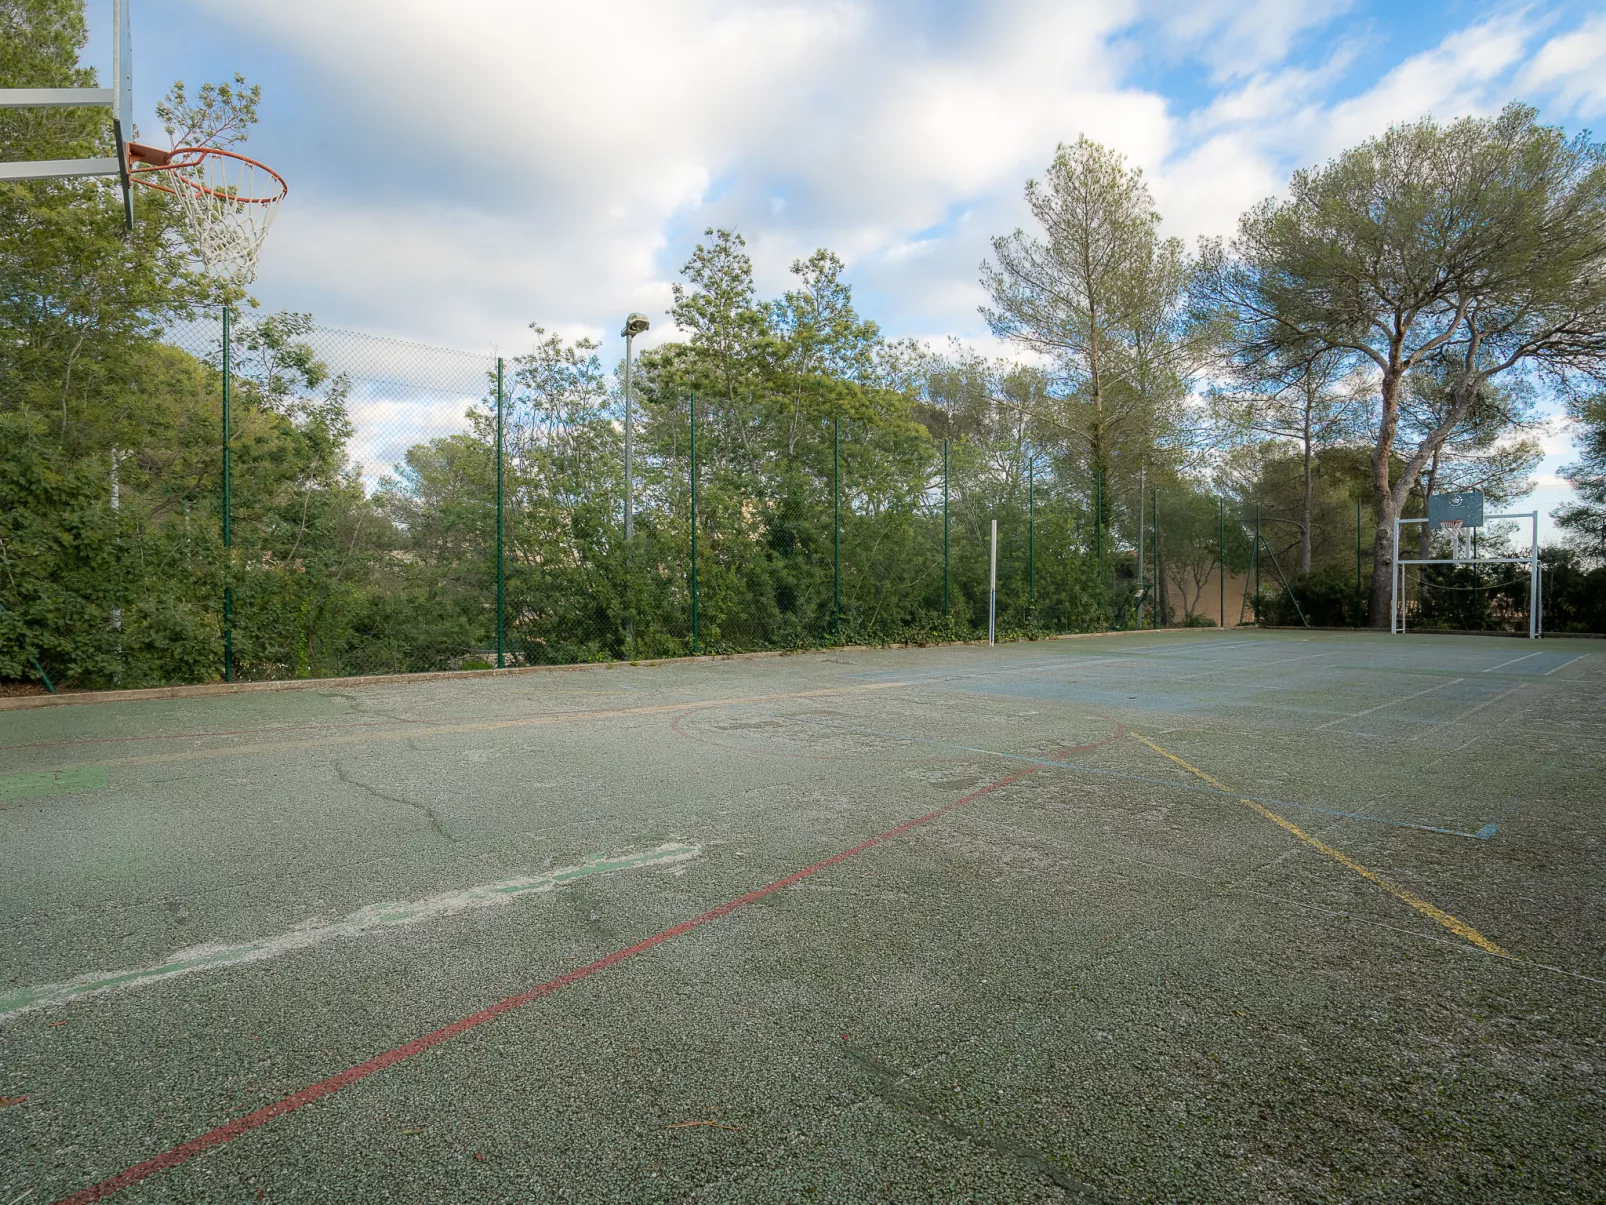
<box><xmin>137</xmin><ymin>148</ymin><xmax>286</xmax><ymax>287</ymax></box>
<box><xmin>1439</xmin><ymin>519</ymin><xmax>1473</xmax><ymax>562</ymax></box>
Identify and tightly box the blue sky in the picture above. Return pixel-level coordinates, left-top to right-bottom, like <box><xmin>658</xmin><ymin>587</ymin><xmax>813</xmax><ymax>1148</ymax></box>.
<box><xmin>86</xmin><ymin>0</ymin><xmax>1606</xmax><ymax>529</ymax></box>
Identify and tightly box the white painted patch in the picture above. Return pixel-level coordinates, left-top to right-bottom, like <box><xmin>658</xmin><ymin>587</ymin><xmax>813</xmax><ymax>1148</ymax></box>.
<box><xmin>0</xmin><ymin>843</ymin><xmax>699</xmax><ymax>1022</ymax></box>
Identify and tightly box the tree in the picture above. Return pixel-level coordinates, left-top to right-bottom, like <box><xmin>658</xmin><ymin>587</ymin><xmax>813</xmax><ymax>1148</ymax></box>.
<box><xmin>1</xmin><ymin>0</ymin><xmax>274</xmax><ymax>685</ymax></box>
<box><xmin>1198</xmin><ymin>104</ymin><xmax>1606</xmax><ymax>626</ymax></box>
<box><xmin>981</xmin><ymin>137</ymin><xmax>1195</xmax><ymax>516</ymax></box>
<box><xmin>1211</xmin><ymin>349</ymin><xmax>1365</xmax><ymax>571</ymax></box>
<box><xmin>1555</xmin><ymin>394</ymin><xmax>1606</xmax><ymax>563</ymax></box>
<box><xmin>1397</xmin><ymin>368</ymin><xmax>1542</xmax><ymax>558</ymax></box>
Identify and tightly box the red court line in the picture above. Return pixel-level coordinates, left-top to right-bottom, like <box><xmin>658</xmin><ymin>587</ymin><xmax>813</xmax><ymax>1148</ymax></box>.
<box><xmin>52</xmin><ymin>760</ymin><xmax>1053</xmax><ymax>1204</ymax></box>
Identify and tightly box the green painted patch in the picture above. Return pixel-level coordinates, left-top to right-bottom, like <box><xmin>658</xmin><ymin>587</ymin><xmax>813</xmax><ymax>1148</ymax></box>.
<box><xmin>0</xmin><ymin>765</ymin><xmax>110</xmax><ymax>801</ymax></box>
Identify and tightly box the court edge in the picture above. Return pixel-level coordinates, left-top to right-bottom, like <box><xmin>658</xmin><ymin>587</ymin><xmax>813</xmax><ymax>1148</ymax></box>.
<box><xmin>0</xmin><ymin>627</ymin><xmax>1188</xmax><ymax>714</ymax></box>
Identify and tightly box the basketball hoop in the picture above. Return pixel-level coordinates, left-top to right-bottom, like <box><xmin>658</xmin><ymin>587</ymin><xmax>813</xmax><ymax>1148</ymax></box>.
<box><xmin>129</xmin><ymin>142</ymin><xmax>287</xmax><ymax>286</ymax></box>
<box><xmin>1438</xmin><ymin>518</ymin><xmax>1471</xmax><ymax>563</ymax></box>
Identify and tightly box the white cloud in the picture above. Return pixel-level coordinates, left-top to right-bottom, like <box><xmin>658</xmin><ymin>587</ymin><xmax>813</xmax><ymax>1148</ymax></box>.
<box><xmin>165</xmin><ymin>0</ymin><xmax>1591</xmax><ymax>377</ymax></box>
<box><xmin>1149</xmin><ymin>0</ymin><xmax>1355</xmax><ymax>83</ymax></box>
<box><xmin>1519</xmin><ymin>13</ymin><xmax>1606</xmax><ymax>116</ymax></box>
<box><xmin>1321</xmin><ymin>12</ymin><xmax>1537</xmax><ymax>148</ymax></box>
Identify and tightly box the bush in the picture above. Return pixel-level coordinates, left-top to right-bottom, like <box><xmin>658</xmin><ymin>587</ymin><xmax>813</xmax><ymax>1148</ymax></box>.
<box><xmin>1254</xmin><ymin>565</ymin><xmax>1367</xmax><ymax>627</ymax></box>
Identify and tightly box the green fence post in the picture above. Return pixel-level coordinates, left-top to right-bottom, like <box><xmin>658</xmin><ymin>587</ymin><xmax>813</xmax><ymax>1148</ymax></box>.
<box><xmin>1355</xmin><ymin>497</ymin><xmax>1362</xmax><ymax>628</ymax></box>
<box><xmin>1473</xmin><ymin>527</ymin><xmax>1480</xmax><ymax>627</ymax></box>
<box><xmin>1254</xmin><ymin>503</ymin><xmax>1262</xmax><ymax>620</ymax></box>
<box><xmin>1152</xmin><ymin>488</ymin><xmax>1161</xmax><ymax>628</ymax></box>
<box><xmin>1027</xmin><ymin>455</ymin><xmax>1035</xmax><ymax>607</ymax></box>
<box><xmin>1095</xmin><ymin>470</ymin><xmax>1102</xmax><ymax>570</ymax></box>
<box><xmin>1218</xmin><ymin>496</ymin><xmax>1225</xmax><ymax>629</ymax></box>
<box><xmin>833</xmin><ymin>414</ymin><xmax>840</xmax><ymax>639</ymax></box>
<box><xmin>942</xmin><ymin>438</ymin><xmax>950</xmax><ymax>620</ymax></box>
<box><xmin>496</xmin><ymin>356</ymin><xmax>505</xmax><ymax>669</ymax></box>
<box><xmin>221</xmin><ymin>304</ymin><xmax>233</xmax><ymax>684</ymax></box>
<box><xmin>690</xmin><ymin>393</ymin><xmax>698</xmax><ymax>655</ymax></box>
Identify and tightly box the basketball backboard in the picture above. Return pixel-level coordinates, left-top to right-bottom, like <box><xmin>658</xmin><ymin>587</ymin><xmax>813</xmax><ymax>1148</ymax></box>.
<box><xmin>1427</xmin><ymin>489</ymin><xmax>1484</xmax><ymax>530</ymax></box>
<box><xmin>0</xmin><ymin>0</ymin><xmax>136</xmax><ymax>228</ymax></box>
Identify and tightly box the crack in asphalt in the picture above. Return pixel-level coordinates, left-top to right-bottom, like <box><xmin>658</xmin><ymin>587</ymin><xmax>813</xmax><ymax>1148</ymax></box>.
<box><xmin>334</xmin><ymin>762</ymin><xmax>455</xmax><ymax>843</ymax></box>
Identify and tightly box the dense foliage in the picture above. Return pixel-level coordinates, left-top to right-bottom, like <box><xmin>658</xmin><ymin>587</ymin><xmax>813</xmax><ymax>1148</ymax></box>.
<box><xmin>5</xmin><ymin>4</ymin><xmax>1605</xmax><ymax>690</ymax></box>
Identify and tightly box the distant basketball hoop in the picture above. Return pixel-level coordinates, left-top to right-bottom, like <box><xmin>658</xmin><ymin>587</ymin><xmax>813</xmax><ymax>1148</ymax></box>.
<box><xmin>1391</xmin><ymin>489</ymin><xmax>1542</xmax><ymax>639</ymax></box>
<box><xmin>130</xmin><ymin>143</ymin><xmax>287</xmax><ymax>286</ymax></box>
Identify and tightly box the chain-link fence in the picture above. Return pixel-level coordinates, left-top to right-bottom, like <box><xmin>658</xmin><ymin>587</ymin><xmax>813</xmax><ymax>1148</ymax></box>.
<box><xmin>6</xmin><ymin>311</ymin><xmax>1602</xmax><ymax>694</ymax></box>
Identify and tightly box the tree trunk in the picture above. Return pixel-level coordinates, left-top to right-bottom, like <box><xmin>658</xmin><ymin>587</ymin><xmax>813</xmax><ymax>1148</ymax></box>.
<box><xmin>1368</xmin><ymin>369</ymin><xmax>1405</xmax><ymax>628</ymax></box>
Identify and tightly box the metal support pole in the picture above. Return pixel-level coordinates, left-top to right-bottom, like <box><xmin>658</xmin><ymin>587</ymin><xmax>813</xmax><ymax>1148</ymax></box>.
<box><xmin>1390</xmin><ymin>517</ymin><xmax>1401</xmax><ymax>634</ymax></box>
<box><xmin>1137</xmin><ymin>469</ymin><xmax>1145</xmax><ymax>629</ymax></box>
<box><xmin>1152</xmin><ymin>488</ymin><xmax>1161</xmax><ymax>628</ymax></box>
<box><xmin>1253</xmin><ymin>503</ymin><xmax>1261</xmax><ymax>620</ymax></box>
<box><xmin>495</xmin><ymin>357</ymin><xmax>505</xmax><ymax>669</ymax></box>
<box><xmin>1095</xmin><ymin>470</ymin><xmax>1103</xmax><ymax>569</ymax></box>
<box><xmin>833</xmin><ymin>415</ymin><xmax>841</xmax><ymax>639</ymax></box>
<box><xmin>1218</xmin><ymin>496</ymin><xmax>1225</xmax><ymax>628</ymax></box>
<box><xmin>1528</xmin><ymin>512</ymin><xmax>1539</xmax><ymax>640</ymax></box>
<box><xmin>1027</xmin><ymin>456</ymin><xmax>1035</xmax><ymax>606</ymax></box>
<box><xmin>988</xmin><ymin>518</ymin><xmax>997</xmax><ymax>645</ymax></box>
<box><xmin>1472</xmin><ymin>527</ymin><xmax>1480</xmax><ymax>628</ymax></box>
<box><xmin>222</xmin><ymin>305</ymin><xmax>233</xmax><ymax>684</ymax></box>
<box><xmin>942</xmin><ymin>439</ymin><xmax>950</xmax><ymax>620</ymax></box>
<box><xmin>689</xmin><ymin>393</ymin><xmax>698</xmax><ymax>654</ymax></box>
<box><xmin>1355</xmin><ymin>498</ymin><xmax>1362</xmax><ymax>628</ymax></box>
<box><xmin>623</xmin><ymin>333</ymin><xmax>634</xmax><ymax>543</ymax></box>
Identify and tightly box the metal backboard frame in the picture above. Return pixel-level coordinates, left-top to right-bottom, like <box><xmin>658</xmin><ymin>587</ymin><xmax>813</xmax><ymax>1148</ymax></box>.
<box><xmin>1391</xmin><ymin>511</ymin><xmax>1541</xmax><ymax>639</ymax></box>
<box><xmin>0</xmin><ymin>0</ymin><xmax>135</xmax><ymax>228</ymax></box>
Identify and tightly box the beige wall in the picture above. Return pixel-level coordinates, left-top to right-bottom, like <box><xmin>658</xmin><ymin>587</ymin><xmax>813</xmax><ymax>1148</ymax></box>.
<box><xmin>1160</xmin><ymin>569</ymin><xmax>1253</xmax><ymax>627</ymax></box>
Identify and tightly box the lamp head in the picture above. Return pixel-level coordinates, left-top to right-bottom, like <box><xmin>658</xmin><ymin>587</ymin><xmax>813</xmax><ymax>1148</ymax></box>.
<box><xmin>622</xmin><ymin>313</ymin><xmax>650</xmax><ymax>338</ymax></box>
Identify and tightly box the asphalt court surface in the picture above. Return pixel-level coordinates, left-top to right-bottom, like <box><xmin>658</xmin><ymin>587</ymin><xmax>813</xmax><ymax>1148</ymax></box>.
<box><xmin>0</xmin><ymin>630</ymin><xmax>1602</xmax><ymax>1203</ymax></box>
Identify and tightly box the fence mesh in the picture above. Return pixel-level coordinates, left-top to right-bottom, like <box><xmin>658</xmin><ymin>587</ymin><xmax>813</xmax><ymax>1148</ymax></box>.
<box><xmin>4</xmin><ymin>308</ymin><xmax>1596</xmax><ymax>695</ymax></box>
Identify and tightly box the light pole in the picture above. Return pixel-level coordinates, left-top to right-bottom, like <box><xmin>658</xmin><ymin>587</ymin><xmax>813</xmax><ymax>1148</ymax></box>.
<box><xmin>621</xmin><ymin>313</ymin><xmax>650</xmax><ymax>541</ymax></box>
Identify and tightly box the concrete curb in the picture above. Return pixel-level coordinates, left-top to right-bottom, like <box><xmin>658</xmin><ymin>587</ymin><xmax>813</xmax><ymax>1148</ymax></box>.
<box><xmin>0</xmin><ymin>626</ymin><xmax>1190</xmax><ymax>714</ymax></box>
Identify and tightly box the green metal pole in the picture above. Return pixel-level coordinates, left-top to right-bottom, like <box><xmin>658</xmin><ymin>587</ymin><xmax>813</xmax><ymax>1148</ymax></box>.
<box><xmin>222</xmin><ymin>305</ymin><xmax>233</xmax><ymax>684</ymax></box>
<box><xmin>1254</xmin><ymin>503</ymin><xmax>1262</xmax><ymax>621</ymax></box>
<box><xmin>495</xmin><ymin>357</ymin><xmax>505</xmax><ymax>669</ymax></box>
<box><xmin>833</xmin><ymin>415</ymin><xmax>841</xmax><ymax>638</ymax></box>
<box><xmin>1218</xmin><ymin>496</ymin><xmax>1225</xmax><ymax>629</ymax></box>
<box><xmin>690</xmin><ymin>393</ymin><xmax>698</xmax><ymax>655</ymax></box>
<box><xmin>1027</xmin><ymin>457</ymin><xmax>1035</xmax><ymax>605</ymax></box>
<box><xmin>1095</xmin><ymin>470</ymin><xmax>1102</xmax><ymax>569</ymax></box>
<box><xmin>1355</xmin><ymin>498</ymin><xmax>1362</xmax><ymax>628</ymax></box>
<box><xmin>1473</xmin><ymin>527</ymin><xmax>1480</xmax><ymax>628</ymax></box>
<box><xmin>1152</xmin><ymin>488</ymin><xmax>1161</xmax><ymax>628</ymax></box>
<box><xmin>943</xmin><ymin>438</ymin><xmax>950</xmax><ymax>620</ymax></box>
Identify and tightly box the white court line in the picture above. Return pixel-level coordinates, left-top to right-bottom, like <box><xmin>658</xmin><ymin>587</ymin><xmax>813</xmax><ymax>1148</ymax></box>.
<box><xmin>1414</xmin><ymin>682</ymin><xmax>1529</xmax><ymax>744</ymax></box>
<box><xmin>0</xmin><ymin>843</ymin><xmax>700</xmax><ymax>1023</ymax></box>
<box><xmin>1314</xmin><ymin>678</ymin><xmax>1464</xmax><ymax>730</ymax></box>
<box><xmin>1482</xmin><ymin>651</ymin><xmax>1544</xmax><ymax>673</ymax></box>
<box><xmin>1174</xmin><ymin>650</ymin><xmax>1337</xmax><ymax>681</ymax></box>
<box><xmin>1544</xmin><ymin>654</ymin><xmax>1587</xmax><ymax>676</ymax></box>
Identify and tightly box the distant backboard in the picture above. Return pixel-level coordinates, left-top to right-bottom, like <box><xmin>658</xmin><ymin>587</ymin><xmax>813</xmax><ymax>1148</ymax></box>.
<box><xmin>1428</xmin><ymin>489</ymin><xmax>1484</xmax><ymax>530</ymax></box>
<box><xmin>0</xmin><ymin>0</ymin><xmax>136</xmax><ymax>229</ymax></box>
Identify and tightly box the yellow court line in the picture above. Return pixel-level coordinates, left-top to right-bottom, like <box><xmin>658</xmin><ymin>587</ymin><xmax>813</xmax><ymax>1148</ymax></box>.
<box><xmin>1128</xmin><ymin>730</ymin><xmax>1510</xmax><ymax>957</ymax></box>
<box><xmin>72</xmin><ymin>682</ymin><xmax>911</xmax><ymax>772</ymax></box>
